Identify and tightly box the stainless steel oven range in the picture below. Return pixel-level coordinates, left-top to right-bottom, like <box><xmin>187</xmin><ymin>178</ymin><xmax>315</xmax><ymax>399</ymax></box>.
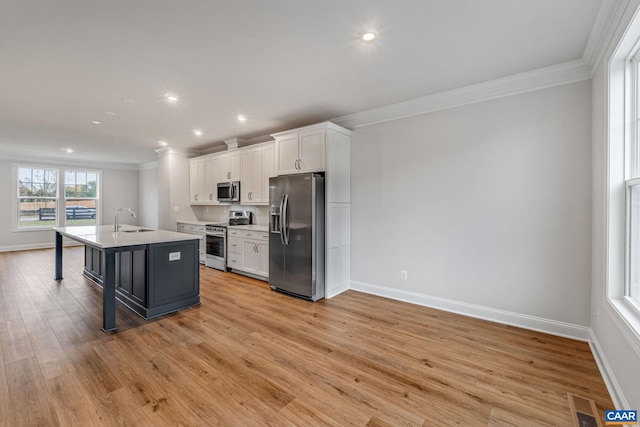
<box><xmin>205</xmin><ymin>223</ymin><xmax>227</xmax><ymax>271</ymax></box>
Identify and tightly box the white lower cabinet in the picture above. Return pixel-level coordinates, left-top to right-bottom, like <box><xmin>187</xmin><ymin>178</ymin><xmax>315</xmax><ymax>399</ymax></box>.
<box><xmin>227</xmin><ymin>229</ymin><xmax>269</xmax><ymax>280</ymax></box>
<box><xmin>176</xmin><ymin>222</ymin><xmax>206</xmax><ymax>264</ymax></box>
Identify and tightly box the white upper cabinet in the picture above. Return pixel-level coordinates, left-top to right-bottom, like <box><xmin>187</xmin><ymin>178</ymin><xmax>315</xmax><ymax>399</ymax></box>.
<box><xmin>190</xmin><ymin>141</ymin><xmax>275</xmax><ymax>206</ymax></box>
<box><xmin>190</xmin><ymin>156</ymin><xmax>218</xmax><ymax>204</ymax></box>
<box><xmin>216</xmin><ymin>151</ymin><xmax>240</xmax><ymax>182</ymax></box>
<box><xmin>274</xmin><ymin>128</ymin><xmax>325</xmax><ymax>175</ymax></box>
<box><xmin>240</xmin><ymin>141</ymin><xmax>275</xmax><ymax>205</ymax></box>
<box><xmin>189</xmin><ymin>158</ymin><xmax>206</xmax><ymax>203</ymax></box>
<box><xmin>203</xmin><ymin>157</ymin><xmax>217</xmax><ymax>203</ymax></box>
<box><xmin>241</xmin><ymin>146</ymin><xmax>262</xmax><ymax>204</ymax></box>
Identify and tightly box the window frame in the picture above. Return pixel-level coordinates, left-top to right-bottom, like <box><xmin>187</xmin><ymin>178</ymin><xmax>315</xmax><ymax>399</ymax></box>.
<box><xmin>13</xmin><ymin>163</ymin><xmax>102</xmax><ymax>231</ymax></box>
<box><xmin>612</xmin><ymin>33</ymin><xmax>640</xmax><ymax>340</ymax></box>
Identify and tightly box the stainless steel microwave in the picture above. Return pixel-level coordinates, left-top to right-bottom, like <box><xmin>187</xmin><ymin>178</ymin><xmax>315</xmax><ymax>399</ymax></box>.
<box><xmin>217</xmin><ymin>181</ymin><xmax>240</xmax><ymax>203</ymax></box>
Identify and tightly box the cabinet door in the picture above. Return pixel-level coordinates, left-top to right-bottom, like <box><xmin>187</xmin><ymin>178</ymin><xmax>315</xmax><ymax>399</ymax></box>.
<box><xmin>189</xmin><ymin>159</ymin><xmax>205</xmax><ymax>203</ymax></box>
<box><xmin>241</xmin><ymin>240</ymin><xmax>259</xmax><ymax>273</ymax></box>
<box><xmin>276</xmin><ymin>134</ymin><xmax>300</xmax><ymax>175</ymax></box>
<box><xmin>219</xmin><ymin>155</ymin><xmax>231</xmax><ymax>181</ymax></box>
<box><xmin>204</xmin><ymin>157</ymin><xmax>217</xmax><ymax>203</ymax></box>
<box><xmin>299</xmin><ymin>129</ymin><xmax>325</xmax><ymax>172</ymax></box>
<box><xmin>256</xmin><ymin>241</ymin><xmax>269</xmax><ymax>277</ymax></box>
<box><xmin>240</xmin><ymin>148</ymin><xmax>262</xmax><ymax>204</ymax></box>
<box><xmin>228</xmin><ymin>151</ymin><xmax>241</xmax><ymax>181</ymax></box>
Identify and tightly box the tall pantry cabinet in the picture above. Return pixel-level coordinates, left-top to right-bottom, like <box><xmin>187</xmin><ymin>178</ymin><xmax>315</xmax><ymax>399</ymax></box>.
<box><xmin>272</xmin><ymin>122</ymin><xmax>351</xmax><ymax>298</ymax></box>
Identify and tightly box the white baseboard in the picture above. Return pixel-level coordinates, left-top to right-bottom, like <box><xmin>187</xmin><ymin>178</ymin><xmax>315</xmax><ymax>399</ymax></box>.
<box><xmin>588</xmin><ymin>329</ymin><xmax>629</xmax><ymax>410</ymax></box>
<box><xmin>349</xmin><ymin>280</ymin><xmax>591</xmax><ymax>341</ymax></box>
<box><xmin>326</xmin><ymin>283</ymin><xmax>349</xmax><ymax>299</ymax></box>
<box><xmin>0</xmin><ymin>242</ymin><xmax>82</xmax><ymax>253</ymax></box>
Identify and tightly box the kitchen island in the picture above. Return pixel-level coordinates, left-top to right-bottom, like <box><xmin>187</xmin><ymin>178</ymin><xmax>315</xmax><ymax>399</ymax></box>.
<box><xmin>54</xmin><ymin>225</ymin><xmax>200</xmax><ymax>332</ymax></box>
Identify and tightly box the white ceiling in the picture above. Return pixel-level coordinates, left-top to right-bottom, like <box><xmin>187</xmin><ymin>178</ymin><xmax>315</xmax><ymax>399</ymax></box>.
<box><xmin>0</xmin><ymin>0</ymin><xmax>603</xmax><ymax>165</ymax></box>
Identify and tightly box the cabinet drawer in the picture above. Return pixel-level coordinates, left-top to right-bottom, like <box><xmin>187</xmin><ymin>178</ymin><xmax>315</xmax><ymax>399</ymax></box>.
<box><xmin>240</xmin><ymin>231</ymin><xmax>268</xmax><ymax>241</ymax></box>
<box><xmin>227</xmin><ymin>237</ymin><xmax>242</xmax><ymax>254</ymax></box>
<box><xmin>227</xmin><ymin>252</ymin><xmax>241</xmax><ymax>268</ymax></box>
<box><xmin>228</xmin><ymin>229</ymin><xmax>242</xmax><ymax>238</ymax></box>
<box><xmin>177</xmin><ymin>223</ymin><xmax>204</xmax><ymax>233</ymax></box>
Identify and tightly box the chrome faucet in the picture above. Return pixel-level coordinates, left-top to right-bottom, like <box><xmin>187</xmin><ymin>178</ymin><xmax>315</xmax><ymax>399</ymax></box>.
<box><xmin>114</xmin><ymin>207</ymin><xmax>136</xmax><ymax>232</ymax></box>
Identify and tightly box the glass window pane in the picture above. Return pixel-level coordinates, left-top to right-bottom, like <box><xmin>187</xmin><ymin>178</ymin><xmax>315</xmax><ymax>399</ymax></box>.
<box><xmin>19</xmin><ymin>198</ymin><xmax>56</xmax><ymax>227</ymax></box>
<box><xmin>64</xmin><ymin>199</ymin><xmax>97</xmax><ymax>226</ymax></box>
<box><xmin>629</xmin><ymin>184</ymin><xmax>640</xmax><ymax>303</ymax></box>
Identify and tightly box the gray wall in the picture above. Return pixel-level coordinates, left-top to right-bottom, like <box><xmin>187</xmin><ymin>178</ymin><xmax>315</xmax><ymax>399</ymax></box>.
<box><xmin>0</xmin><ymin>156</ymin><xmax>139</xmax><ymax>251</ymax></box>
<box><xmin>350</xmin><ymin>81</ymin><xmax>592</xmax><ymax>327</ymax></box>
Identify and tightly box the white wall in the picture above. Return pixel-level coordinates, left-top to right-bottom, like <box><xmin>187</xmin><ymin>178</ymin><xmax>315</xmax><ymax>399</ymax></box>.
<box><xmin>350</xmin><ymin>81</ymin><xmax>592</xmax><ymax>331</ymax></box>
<box><xmin>157</xmin><ymin>149</ymin><xmax>196</xmax><ymax>231</ymax></box>
<box><xmin>139</xmin><ymin>162</ymin><xmax>159</xmax><ymax>229</ymax></box>
<box><xmin>0</xmin><ymin>156</ymin><xmax>139</xmax><ymax>251</ymax></box>
<box><xmin>102</xmin><ymin>168</ymin><xmax>140</xmax><ymax>227</ymax></box>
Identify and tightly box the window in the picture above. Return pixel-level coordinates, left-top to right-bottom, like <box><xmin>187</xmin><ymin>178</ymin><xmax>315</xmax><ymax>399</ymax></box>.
<box><xmin>18</xmin><ymin>167</ymin><xmax>58</xmax><ymax>228</ymax></box>
<box><xmin>64</xmin><ymin>170</ymin><xmax>98</xmax><ymax>226</ymax></box>
<box><xmin>15</xmin><ymin>165</ymin><xmax>100</xmax><ymax>230</ymax></box>
<box><xmin>623</xmin><ymin>44</ymin><xmax>640</xmax><ymax>318</ymax></box>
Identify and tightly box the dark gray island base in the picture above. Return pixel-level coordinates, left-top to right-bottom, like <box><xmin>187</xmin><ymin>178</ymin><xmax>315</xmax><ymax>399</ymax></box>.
<box><xmin>54</xmin><ymin>225</ymin><xmax>200</xmax><ymax>332</ymax></box>
<box><xmin>83</xmin><ymin>240</ymin><xmax>200</xmax><ymax>320</ymax></box>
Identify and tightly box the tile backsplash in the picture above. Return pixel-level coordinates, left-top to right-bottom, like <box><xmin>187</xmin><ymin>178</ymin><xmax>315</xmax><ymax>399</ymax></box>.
<box><xmin>189</xmin><ymin>205</ymin><xmax>269</xmax><ymax>226</ymax></box>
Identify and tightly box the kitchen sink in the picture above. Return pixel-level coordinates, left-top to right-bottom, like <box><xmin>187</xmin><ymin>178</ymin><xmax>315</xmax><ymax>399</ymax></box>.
<box><xmin>122</xmin><ymin>229</ymin><xmax>153</xmax><ymax>233</ymax></box>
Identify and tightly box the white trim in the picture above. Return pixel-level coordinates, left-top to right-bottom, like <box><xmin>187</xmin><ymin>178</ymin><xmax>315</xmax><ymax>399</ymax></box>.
<box><xmin>325</xmin><ymin>283</ymin><xmax>349</xmax><ymax>299</ymax></box>
<box><xmin>155</xmin><ymin>147</ymin><xmax>200</xmax><ymax>159</ymax></box>
<box><xmin>138</xmin><ymin>161</ymin><xmax>158</xmax><ymax>171</ymax></box>
<box><xmin>0</xmin><ymin>150</ymin><xmax>139</xmax><ymax>171</ymax></box>
<box><xmin>332</xmin><ymin>60</ymin><xmax>591</xmax><ymax>130</ymax></box>
<box><xmin>349</xmin><ymin>280</ymin><xmax>591</xmax><ymax>341</ymax></box>
<box><xmin>584</xmin><ymin>0</ymin><xmax>631</xmax><ymax>75</ymax></box>
<box><xmin>589</xmin><ymin>329</ymin><xmax>630</xmax><ymax>409</ymax></box>
<box><xmin>0</xmin><ymin>241</ymin><xmax>82</xmax><ymax>253</ymax></box>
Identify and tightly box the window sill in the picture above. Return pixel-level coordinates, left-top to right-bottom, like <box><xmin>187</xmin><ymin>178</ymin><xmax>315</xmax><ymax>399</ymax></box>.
<box><xmin>13</xmin><ymin>226</ymin><xmax>56</xmax><ymax>233</ymax></box>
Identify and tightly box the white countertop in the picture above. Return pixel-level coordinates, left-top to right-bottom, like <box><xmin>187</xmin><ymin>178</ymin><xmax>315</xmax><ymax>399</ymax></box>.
<box><xmin>176</xmin><ymin>220</ymin><xmax>212</xmax><ymax>226</ymax></box>
<box><xmin>54</xmin><ymin>225</ymin><xmax>200</xmax><ymax>249</ymax></box>
<box><xmin>228</xmin><ymin>224</ymin><xmax>269</xmax><ymax>232</ymax></box>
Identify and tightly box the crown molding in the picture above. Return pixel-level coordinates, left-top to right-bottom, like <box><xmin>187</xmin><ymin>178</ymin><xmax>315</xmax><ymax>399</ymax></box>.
<box><xmin>584</xmin><ymin>0</ymin><xmax>632</xmax><ymax>75</ymax></box>
<box><xmin>154</xmin><ymin>146</ymin><xmax>201</xmax><ymax>159</ymax></box>
<box><xmin>138</xmin><ymin>161</ymin><xmax>158</xmax><ymax>171</ymax></box>
<box><xmin>0</xmin><ymin>150</ymin><xmax>140</xmax><ymax>171</ymax></box>
<box><xmin>332</xmin><ymin>59</ymin><xmax>591</xmax><ymax>129</ymax></box>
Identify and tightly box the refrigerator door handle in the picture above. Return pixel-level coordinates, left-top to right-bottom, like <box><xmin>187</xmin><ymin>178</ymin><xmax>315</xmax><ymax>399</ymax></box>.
<box><xmin>279</xmin><ymin>194</ymin><xmax>286</xmax><ymax>245</ymax></box>
<box><xmin>282</xmin><ymin>193</ymin><xmax>290</xmax><ymax>245</ymax></box>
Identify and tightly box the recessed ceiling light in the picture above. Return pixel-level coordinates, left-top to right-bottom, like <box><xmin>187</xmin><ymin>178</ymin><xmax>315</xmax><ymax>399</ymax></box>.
<box><xmin>165</xmin><ymin>94</ymin><xmax>179</xmax><ymax>103</ymax></box>
<box><xmin>60</xmin><ymin>147</ymin><xmax>73</xmax><ymax>153</ymax></box>
<box><xmin>158</xmin><ymin>140</ymin><xmax>168</xmax><ymax>146</ymax></box>
<box><xmin>237</xmin><ymin>115</ymin><xmax>247</xmax><ymax>122</ymax></box>
<box><xmin>122</xmin><ymin>98</ymin><xmax>135</xmax><ymax>104</ymax></box>
<box><xmin>105</xmin><ymin>111</ymin><xmax>117</xmax><ymax>116</ymax></box>
<box><xmin>193</xmin><ymin>129</ymin><xmax>203</xmax><ymax>136</ymax></box>
<box><xmin>91</xmin><ymin>120</ymin><xmax>101</xmax><ymax>125</ymax></box>
<box><xmin>362</xmin><ymin>32</ymin><xmax>376</xmax><ymax>41</ymax></box>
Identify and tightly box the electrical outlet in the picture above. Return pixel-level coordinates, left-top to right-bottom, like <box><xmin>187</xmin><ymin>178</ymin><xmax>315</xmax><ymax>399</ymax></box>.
<box><xmin>400</xmin><ymin>270</ymin><xmax>408</xmax><ymax>280</ymax></box>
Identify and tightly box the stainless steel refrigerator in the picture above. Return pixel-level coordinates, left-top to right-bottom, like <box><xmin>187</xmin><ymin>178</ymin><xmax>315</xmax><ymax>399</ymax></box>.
<box><xmin>269</xmin><ymin>173</ymin><xmax>325</xmax><ymax>301</ymax></box>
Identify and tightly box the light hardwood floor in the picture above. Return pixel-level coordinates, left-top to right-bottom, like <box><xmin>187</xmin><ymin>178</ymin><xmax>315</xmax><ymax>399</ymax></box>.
<box><xmin>0</xmin><ymin>247</ymin><xmax>612</xmax><ymax>426</ymax></box>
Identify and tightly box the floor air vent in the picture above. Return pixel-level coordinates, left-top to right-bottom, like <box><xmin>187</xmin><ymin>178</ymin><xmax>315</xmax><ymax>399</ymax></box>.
<box><xmin>567</xmin><ymin>393</ymin><xmax>603</xmax><ymax>427</ymax></box>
